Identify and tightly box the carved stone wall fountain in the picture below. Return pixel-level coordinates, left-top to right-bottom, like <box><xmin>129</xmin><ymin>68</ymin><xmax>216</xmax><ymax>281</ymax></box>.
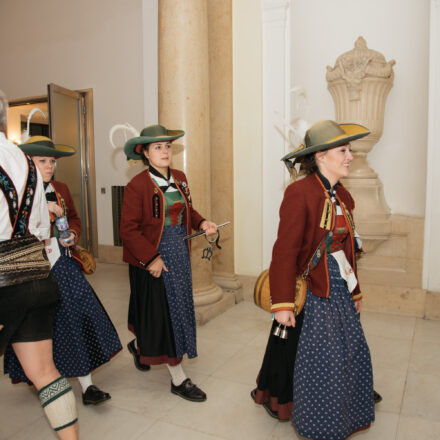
<box><xmin>326</xmin><ymin>36</ymin><xmax>395</xmax><ymax>251</ymax></box>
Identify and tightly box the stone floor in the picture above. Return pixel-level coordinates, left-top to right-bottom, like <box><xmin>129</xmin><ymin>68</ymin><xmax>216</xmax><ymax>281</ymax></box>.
<box><xmin>1</xmin><ymin>262</ymin><xmax>440</xmax><ymax>439</ymax></box>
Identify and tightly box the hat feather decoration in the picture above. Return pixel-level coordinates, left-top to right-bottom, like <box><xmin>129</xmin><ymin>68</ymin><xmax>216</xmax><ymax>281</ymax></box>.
<box><xmin>275</xmin><ymin>86</ymin><xmax>311</xmax><ymax>176</ymax></box>
<box><xmin>21</xmin><ymin>107</ymin><xmax>47</xmax><ymax>143</ymax></box>
<box><xmin>109</xmin><ymin>123</ymin><xmax>141</xmax><ymax>165</ymax></box>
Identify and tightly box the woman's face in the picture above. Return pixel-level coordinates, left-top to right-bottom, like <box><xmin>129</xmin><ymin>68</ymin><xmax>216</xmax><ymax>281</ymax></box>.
<box><xmin>315</xmin><ymin>143</ymin><xmax>353</xmax><ymax>183</ymax></box>
<box><xmin>32</xmin><ymin>156</ymin><xmax>56</xmax><ymax>183</ymax></box>
<box><xmin>144</xmin><ymin>141</ymin><xmax>172</xmax><ymax>171</ymax></box>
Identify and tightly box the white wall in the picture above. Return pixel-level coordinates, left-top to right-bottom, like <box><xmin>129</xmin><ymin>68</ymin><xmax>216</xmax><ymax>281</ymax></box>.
<box><xmin>232</xmin><ymin>0</ymin><xmax>429</xmax><ymax>275</ymax></box>
<box><xmin>0</xmin><ymin>0</ymin><xmax>158</xmax><ymax>246</ymax></box>
<box><xmin>233</xmin><ymin>0</ymin><xmax>264</xmax><ymax>275</ymax></box>
<box><xmin>423</xmin><ymin>0</ymin><xmax>440</xmax><ymax>292</ymax></box>
<box><xmin>291</xmin><ymin>0</ymin><xmax>429</xmax><ymax>217</ymax></box>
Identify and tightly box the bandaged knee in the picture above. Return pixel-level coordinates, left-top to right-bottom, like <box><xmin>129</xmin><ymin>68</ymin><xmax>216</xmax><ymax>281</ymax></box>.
<box><xmin>38</xmin><ymin>376</ymin><xmax>78</xmax><ymax>431</ymax></box>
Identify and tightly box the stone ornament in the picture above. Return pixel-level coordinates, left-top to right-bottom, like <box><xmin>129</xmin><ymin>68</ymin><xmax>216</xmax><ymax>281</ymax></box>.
<box><xmin>326</xmin><ymin>36</ymin><xmax>395</xmax><ymax>101</ymax></box>
<box><xmin>326</xmin><ymin>37</ymin><xmax>395</xmax><ymax>251</ymax></box>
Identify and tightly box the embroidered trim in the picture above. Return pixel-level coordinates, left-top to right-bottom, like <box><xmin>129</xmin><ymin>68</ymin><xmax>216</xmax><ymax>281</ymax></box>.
<box><xmin>152</xmin><ymin>193</ymin><xmax>161</xmax><ymax>218</ymax></box>
<box><xmin>270</xmin><ymin>302</ymin><xmax>296</xmax><ymax>312</ymax></box>
<box><xmin>12</xmin><ymin>156</ymin><xmax>37</xmax><ymax>238</ymax></box>
<box><xmin>0</xmin><ymin>164</ymin><xmax>19</xmax><ymax>227</ymax></box>
<box><xmin>0</xmin><ymin>155</ymin><xmax>37</xmax><ymax>238</ymax></box>
<box><xmin>38</xmin><ymin>376</ymin><xmax>72</xmax><ymax>408</ymax></box>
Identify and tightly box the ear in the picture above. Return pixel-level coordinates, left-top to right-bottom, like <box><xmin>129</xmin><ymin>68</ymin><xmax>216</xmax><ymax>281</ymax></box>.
<box><xmin>315</xmin><ymin>151</ymin><xmax>325</xmax><ymax>162</ymax></box>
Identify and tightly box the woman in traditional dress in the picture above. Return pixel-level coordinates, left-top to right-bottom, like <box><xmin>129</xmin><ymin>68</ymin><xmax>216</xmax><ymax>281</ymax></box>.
<box><xmin>269</xmin><ymin>120</ymin><xmax>375</xmax><ymax>439</ymax></box>
<box><xmin>120</xmin><ymin>124</ymin><xmax>217</xmax><ymax>402</ymax></box>
<box><xmin>4</xmin><ymin>136</ymin><xmax>122</xmax><ymax>405</ymax></box>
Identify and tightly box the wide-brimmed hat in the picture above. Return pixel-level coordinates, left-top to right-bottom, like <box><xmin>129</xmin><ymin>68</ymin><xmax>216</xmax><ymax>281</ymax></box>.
<box><xmin>282</xmin><ymin>120</ymin><xmax>370</xmax><ymax>166</ymax></box>
<box><xmin>124</xmin><ymin>124</ymin><xmax>184</xmax><ymax>160</ymax></box>
<box><xmin>19</xmin><ymin>136</ymin><xmax>76</xmax><ymax>158</ymax></box>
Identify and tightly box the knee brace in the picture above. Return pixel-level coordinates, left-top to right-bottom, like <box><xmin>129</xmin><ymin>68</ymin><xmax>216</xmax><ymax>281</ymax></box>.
<box><xmin>38</xmin><ymin>376</ymin><xmax>78</xmax><ymax>431</ymax></box>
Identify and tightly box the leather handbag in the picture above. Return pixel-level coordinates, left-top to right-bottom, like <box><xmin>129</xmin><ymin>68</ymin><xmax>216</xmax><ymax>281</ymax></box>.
<box><xmin>254</xmin><ymin>270</ymin><xmax>307</xmax><ymax>316</ymax></box>
<box><xmin>254</xmin><ymin>228</ymin><xmax>334</xmax><ymax>316</ymax></box>
<box><xmin>0</xmin><ymin>235</ymin><xmax>51</xmax><ymax>287</ymax></box>
<box><xmin>74</xmin><ymin>246</ymin><xmax>96</xmax><ymax>275</ymax></box>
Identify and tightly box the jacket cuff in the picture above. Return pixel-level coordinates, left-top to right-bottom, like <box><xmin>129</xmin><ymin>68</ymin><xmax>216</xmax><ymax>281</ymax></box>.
<box><xmin>198</xmin><ymin>219</ymin><xmax>206</xmax><ymax>230</ymax></box>
<box><xmin>141</xmin><ymin>253</ymin><xmax>161</xmax><ymax>269</ymax></box>
<box><xmin>271</xmin><ymin>302</ymin><xmax>295</xmax><ymax>312</ymax></box>
<box><xmin>70</xmin><ymin>229</ymin><xmax>80</xmax><ymax>244</ymax></box>
<box><xmin>352</xmin><ymin>293</ymin><xmax>362</xmax><ymax>301</ymax></box>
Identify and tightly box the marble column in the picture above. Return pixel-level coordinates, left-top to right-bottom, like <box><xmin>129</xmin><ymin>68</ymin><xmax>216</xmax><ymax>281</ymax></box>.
<box><xmin>158</xmin><ymin>0</ymin><xmax>234</xmax><ymax>323</ymax></box>
<box><xmin>207</xmin><ymin>0</ymin><xmax>242</xmax><ymax>300</ymax></box>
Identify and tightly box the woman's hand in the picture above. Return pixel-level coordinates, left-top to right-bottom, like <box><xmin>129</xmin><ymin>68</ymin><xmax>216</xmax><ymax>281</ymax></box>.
<box><xmin>274</xmin><ymin>310</ymin><xmax>296</xmax><ymax>327</ymax></box>
<box><xmin>200</xmin><ymin>220</ymin><xmax>218</xmax><ymax>236</ymax></box>
<box><xmin>58</xmin><ymin>232</ymin><xmax>76</xmax><ymax>248</ymax></box>
<box><xmin>354</xmin><ymin>299</ymin><xmax>362</xmax><ymax>314</ymax></box>
<box><xmin>147</xmin><ymin>257</ymin><xmax>168</xmax><ymax>278</ymax></box>
<box><xmin>47</xmin><ymin>202</ymin><xmax>64</xmax><ymax>218</ymax></box>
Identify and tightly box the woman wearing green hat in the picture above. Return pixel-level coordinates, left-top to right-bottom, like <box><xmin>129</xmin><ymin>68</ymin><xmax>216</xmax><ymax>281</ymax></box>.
<box><xmin>4</xmin><ymin>136</ymin><xmax>122</xmax><ymax>405</ymax></box>
<box><xmin>120</xmin><ymin>124</ymin><xmax>217</xmax><ymax>402</ymax></box>
<box><xmin>263</xmin><ymin>120</ymin><xmax>375</xmax><ymax>439</ymax></box>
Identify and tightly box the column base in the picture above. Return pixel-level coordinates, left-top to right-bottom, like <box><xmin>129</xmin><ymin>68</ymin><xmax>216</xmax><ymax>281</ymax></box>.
<box><xmin>212</xmin><ymin>273</ymin><xmax>243</xmax><ymax>303</ymax></box>
<box><xmin>194</xmin><ymin>291</ymin><xmax>235</xmax><ymax>325</ymax></box>
<box><xmin>193</xmin><ymin>282</ymin><xmax>236</xmax><ymax>325</ymax></box>
<box><xmin>362</xmin><ymin>283</ymin><xmax>426</xmax><ymax>317</ymax></box>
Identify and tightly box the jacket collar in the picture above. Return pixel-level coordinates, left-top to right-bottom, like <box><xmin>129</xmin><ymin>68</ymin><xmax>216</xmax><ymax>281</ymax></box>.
<box><xmin>316</xmin><ymin>170</ymin><xmax>339</xmax><ymax>198</ymax></box>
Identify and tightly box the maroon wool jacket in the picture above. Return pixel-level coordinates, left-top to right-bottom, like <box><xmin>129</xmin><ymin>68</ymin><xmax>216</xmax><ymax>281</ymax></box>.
<box><xmin>50</xmin><ymin>180</ymin><xmax>82</xmax><ymax>262</ymax></box>
<box><xmin>120</xmin><ymin>168</ymin><xmax>205</xmax><ymax>269</ymax></box>
<box><xmin>269</xmin><ymin>173</ymin><xmax>361</xmax><ymax>312</ymax></box>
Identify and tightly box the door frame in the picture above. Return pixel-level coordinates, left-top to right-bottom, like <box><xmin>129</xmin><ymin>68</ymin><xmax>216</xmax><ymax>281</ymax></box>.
<box><xmin>8</xmin><ymin>89</ymin><xmax>98</xmax><ymax>257</ymax></box>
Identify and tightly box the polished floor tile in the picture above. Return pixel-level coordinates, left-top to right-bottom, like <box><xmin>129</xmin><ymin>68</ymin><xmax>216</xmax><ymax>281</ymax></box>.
<box><xmin>1</xmin><ymin>262</ymin><xmax>439</xmax><ymax>439</ymax></box>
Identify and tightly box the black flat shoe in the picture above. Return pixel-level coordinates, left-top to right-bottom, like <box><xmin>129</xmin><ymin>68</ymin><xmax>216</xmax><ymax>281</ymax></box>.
<box><xmin>127</xmin><ymin>340</ymin><xmax>151</xmax><ymax>372</ymax></box>
<box><xmin>374</xmin><ymin>390</ymin><xmax>383</xmax><ymax>404</ymax></box>
<box><xmin>250</xmin><ymin>388</ymin><xmax>257</xmax><ymax>401</ymax></box>
<box><xmin>171</xmin><ymin>378</ymin><xmax>207</xmax><ymax>402</ymax></box>
<box><xmin>82</xmin><ymin>385</ymin><xmax>111</xmax><ymax>405</ymax></box>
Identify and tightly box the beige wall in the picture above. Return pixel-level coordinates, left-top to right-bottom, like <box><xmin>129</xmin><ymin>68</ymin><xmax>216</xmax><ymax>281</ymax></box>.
<box><xmin>0</xmin><ymin>0</ymin><xmax>153</xmax><ymax>246</ymax></box>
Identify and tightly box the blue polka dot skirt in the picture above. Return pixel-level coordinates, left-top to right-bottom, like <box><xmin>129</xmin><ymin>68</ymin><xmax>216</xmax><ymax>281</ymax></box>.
<box><xmin>159</xmin><ymin>225</ymin><xmax>197</xmax><ymax>360</ymax></box>
<box><xmin>292</xmin><ymin>254</ymin><xmax>375</xmax><ymax>440</ymax></box>
<box><xmin>4</xmin><ymin>244</ymin><xmax>122</xmax><ymax>382</ymax></box>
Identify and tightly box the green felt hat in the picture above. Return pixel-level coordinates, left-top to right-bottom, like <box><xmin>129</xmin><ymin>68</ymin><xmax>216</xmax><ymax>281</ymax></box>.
<box><xmin>124</xmin><ymin>124</ymin><xmax>185</xmax><ymax>160</ymax></box>
<box><xmin>282</xmin><ymin>120</ymin><xmax>370</xmax><ymax>167</ymax></box>
<box><xmin>19</xmin><ymin>136</ymin><xmax>76</xmax><ymax>158</ymax></box>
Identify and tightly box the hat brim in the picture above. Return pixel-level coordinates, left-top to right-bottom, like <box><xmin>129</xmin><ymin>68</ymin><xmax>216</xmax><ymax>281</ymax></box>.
<box><xmin>124</xmin><ymin>131</ymin><xmax>184</xmax><ymax>160</ymax></box>
<box><xmin>281</xmin><ymin>123</ymin><xmax>370</xmax><ymax>162</ymax></box>
<box><xmin>19</xmin><ymin>143</ymin><xmax>76</xmax><ymax>158</ymax></box>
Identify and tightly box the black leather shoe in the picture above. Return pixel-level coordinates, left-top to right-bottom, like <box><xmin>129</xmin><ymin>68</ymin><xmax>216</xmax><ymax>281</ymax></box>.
<box><xmin>82</xmin><ymin>385</ymin><xmax>111</xmax><ymax>405</ymax></box>
<box><xmin>127</xmin><ymin>340</ymin><xmax>151</xmax><ymax>372</ymax></box>
<box><xmin>171</xmin><ymin>378</ymin><xmax>207</xmax><ymax>402</ymax></box>
<box><xmin>250</xmin><ymin>388</ymin><xmax>257</xmax><ymax>401</ymax></box>
<box><xmin>374</xmin><ymin>390</ymin><xmax>383</xmax><ymax>404</ymax></box>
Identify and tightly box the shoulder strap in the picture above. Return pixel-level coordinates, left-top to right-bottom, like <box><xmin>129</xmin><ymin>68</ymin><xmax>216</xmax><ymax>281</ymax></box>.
<box><xmin>0</xmin><ymin>155</ymin><xmax>38</xmax><ymax>238</ymax></box>
<box><xmin>302</xmin><ymin>227</ymin><xmax>335</xmax><ymax>279</ymax></box>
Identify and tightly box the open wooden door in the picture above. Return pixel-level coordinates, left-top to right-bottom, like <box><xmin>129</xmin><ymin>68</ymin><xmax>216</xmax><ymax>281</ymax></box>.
<box><xmin>48</xmin><ymin>83</ymin><xmax>97</xmax><ymax>255</ymax></box>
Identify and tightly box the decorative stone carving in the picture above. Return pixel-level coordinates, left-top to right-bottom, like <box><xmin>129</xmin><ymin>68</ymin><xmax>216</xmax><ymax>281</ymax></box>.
<box><xmin>327</xmin><ymin>37</ymin><xmax>395</xmax><ymax>251</ymax></box>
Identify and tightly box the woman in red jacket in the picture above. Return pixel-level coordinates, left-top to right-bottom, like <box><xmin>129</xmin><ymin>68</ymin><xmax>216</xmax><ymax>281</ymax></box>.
<box><xmin>4</xmin><ymin>136</ymin><xmax>122</xmax><ymax>406</ymax></box>
<box><xmin>269</xmin><ymin>120</ymin><xmax>375</xmax><ymax>439</ymax></box>
<box><xmin>120</xmin><ymin>124</ymin><xmax>217</xmax><ymax>402</ymax></box>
